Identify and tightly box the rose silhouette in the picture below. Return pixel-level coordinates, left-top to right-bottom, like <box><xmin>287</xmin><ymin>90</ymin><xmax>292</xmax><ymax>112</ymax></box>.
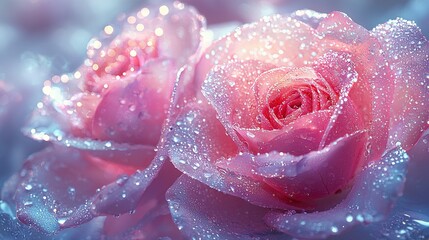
<box><xmin>2</xmin><ymin>2</ymin><xmax>206</xmax><ymax>236</ymax></box>
<box><xmin>166</xmin><ymin>10</ymin><xmax>428</xmax><ymax>239</ymax></box>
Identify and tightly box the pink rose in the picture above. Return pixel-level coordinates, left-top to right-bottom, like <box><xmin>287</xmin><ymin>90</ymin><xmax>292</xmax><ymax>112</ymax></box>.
<box><xmin>166</xmin><ymin>10</ymin><xmax>428</xmax><ymax>238</ymax></box>
<box><xmin>3</xmin><ymin>2</ymin><xmax>206</xmax><ymax>236</ymax></box>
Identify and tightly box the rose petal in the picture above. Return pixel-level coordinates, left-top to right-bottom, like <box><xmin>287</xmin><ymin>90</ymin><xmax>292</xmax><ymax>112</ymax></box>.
<box><xmin>312</xmin><ymin>52</ymin><xmax>366</xmax><ymax>148</ymax></box>
<box><xmin>91</xmin><ymin>59</ymin><xmax>176</xmax><ymax>145</ymax></box>
<box><xmin>156</xmin><ymin>3</ymin><xmax>206</xmax><ymax>64</ymax></box>
<box><xmin>265</xmin><ymin>147</ymin><xmax>409</xmax><ymax>239</ymax></box>
<box><xmin>166</xmin><ymin>175</ymin><xmax>285</xmax><ymax>239</ymax></box>
<box><xmin>64</xmin><ymin>153</ymin><xmax>167</xmax><ymax>228</ymax></box>
<box><xmin>167</xmin><ymin>101</ymin><xmax>301</xmax><ymax>210</ymax></box>
<box><xmin>317</xmin><ymin>12</ymin><xmax>394</xmax><ymax>160</ymax></box>
<box><xmin>10</xmin><ymin>146</ymin><xmax>130</xmax><ymax>233</ymax></box>
<box><xmin>202</xmin><ymin>60</ymin><xmax>275</xmax><ymax>130</ymax></box>
<box><xmin>0</xmin><ymin>200</ymin><xmax>104</xmax><ymax>240</ymax></box>
<box><xmin>198</xmin><ymin>11</ymin><xmax>394</xmax><ymax>161</ymax></box>
<box><xmin>101</xmin><ymin>162</ymin><xmax>183</xmax><ymax>239</ymax></box>
<box><xmin>372</xmin><ymin>18</ymin><xmax>429</xmax><ymax>150</ymax></box>
<box><xmin>220</xmin><ymin>130</ymin><xmax>367</xmax><ymax>205</ymax></box>
<box><xmin>82</xmin><ymin>2</ymin><xmax>206</xmax><ymax>93</ymax></box>
<box><xmin>290</xmin><ymin>10</ymin><xmax>327</xmax><ymax>29</ymax></box>
<box><xmin>195</xmin><ymin>14</ymin><xmax>322</xmax><ymax>89</ymax></box>
<box><xmin>252</xmin><ymin>67</ymin><xmax>336</xmax><ymax>129</ymax></box>
<box><xmin>235</xmin><ymin>110</ymin><xmax>332</xmax><ymax>155</ymax></box>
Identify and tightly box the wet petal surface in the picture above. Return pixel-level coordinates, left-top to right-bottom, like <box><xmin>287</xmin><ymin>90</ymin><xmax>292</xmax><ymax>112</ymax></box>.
<box><xmin>10</xmin><ymin>146</ymin><xmax>130</xmax><ymax>233</ymax></box>
<box><xmin>372</xmin><ymin>18</ymin><xmax>429</xmax><ymax>150</ymax></box>
<box><xmin>167</xmin><ymin>101</ymin><xmax>301</xmax><ymax>210</ymax></box>
<box><xmin>167</xmin><ymin>175</ymin><xmax>286</xmax><ymax>240</ymax></box>
<box><xmin>265</xmin><ymin>147</ymin><xmax>409</xmax><ymax>239</ymax></box>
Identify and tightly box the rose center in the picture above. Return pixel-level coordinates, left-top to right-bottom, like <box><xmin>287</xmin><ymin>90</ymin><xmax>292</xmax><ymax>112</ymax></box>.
<box><xmin>263</xmin><ymin>83</ymin><xmax>335</xmax><ymax>129</ymax></box>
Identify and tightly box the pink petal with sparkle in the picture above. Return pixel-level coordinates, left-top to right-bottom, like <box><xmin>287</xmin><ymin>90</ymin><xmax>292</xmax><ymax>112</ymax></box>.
<box><xmin>218</xmin><ymin>131</ymin><xmax>367</xmax><ymax>206</ymax></box>
<box><xmin>195</xmin><ymin>14</ymin><xmax>321</xmax><ymax>89</ymax></box>
<box><xmin>290</xmin><ymin>10</ymin><xmax>327</xmax><ymax>29</ymax></box>
<box><xmin>265</xmin><ymin>147</ymin><xmax>409</xmax><ymax>239</ymax></box>
<box><xmin>166</xmin><ymin>175</ymin><xmax>285</xmax><ymax>239</ymax></box>
<box><xmin>102</xmin><ymin>162</ymin><xmax>184</xmax><ymax>239</ymax></box>
<box><xmin>372</xmin><ymin>18</ymin><xmax>429</xmax><ymax>150</ymax></box>
<box><xmin>253</xmin><ymin>67</ymin><xmax>336</xmax><ymax>129</ymax></box>
<box><xmin>9</xmin><ymin>146</ymin><xmax>133</xmax><ymax>233</ymax></box>
<box><xmin>167</xmin><ymin>101</ymin><xmax>302</xmax><ymax>210</ymax></box>
<box><xmin>234</xmin><ymin>110</ymin><xmax>332</xmax><ymax>155</ymax></box>
<box><xmin>202</xmin><ymin>60</ymin><xmax>275</xmax><ymax>129</ymax></box>
<box><xmin>317</xmin><ymin>12</ymin><xmax>394</xmax><ymax>160</ymax></box>
<box><xmin>91</xmin><ymin>59</ymin><xmax>176</xmax><ymax>145</ymax></box>
<box><xmin>82</xmin><ymin>2</ymin><xmax>206</xmax><ymax>93</ymax></box>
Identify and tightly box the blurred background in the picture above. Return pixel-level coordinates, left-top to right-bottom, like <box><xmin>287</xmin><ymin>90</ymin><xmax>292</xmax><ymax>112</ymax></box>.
<box><xmin>0</xmin><ymin>0</ymin><xmax>428</xmax><ymax>238</ymax></box>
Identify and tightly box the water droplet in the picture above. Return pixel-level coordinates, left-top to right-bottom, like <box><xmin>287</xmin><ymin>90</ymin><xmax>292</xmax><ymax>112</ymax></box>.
<box><xmin>24</xmin><ymin>184</ymin><xmax>33</xmax><ymax>191</ymax></box>
<box><xmin>68</xmin><ymin>187</ymin><xmax>76</xmax><ymax>197</ymax></box>
<box><xmin>246</xmin><ymin>131</ymin><xmax>255</xmax><ymax>138</ymax></box>
<box><xmin>346</xmin><ymin>214</ymin><xmax>353</xmax><ymax>223</ymax></box>
<box><xmin>128</xmin><ymin>104</ymin><xmax>136</xmax><ymax>112</ymax></box>
<box><xmin>58</xmin><ymin>218</ymin><xmax>67</xmax><ymax>225</ymax></box>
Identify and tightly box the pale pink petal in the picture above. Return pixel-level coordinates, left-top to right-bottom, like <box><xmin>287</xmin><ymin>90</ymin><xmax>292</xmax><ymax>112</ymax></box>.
<box><xmin>236</xmin><ymin>53</ymin><xmax>364</xmax><ymax>155</ymax></box>
<box><xmin>312</xmin><ymin>52</ymin><xmax>367</xmax><ymax>147</ymax></box>
<box><xmin>195</xmin><ymin>14</ymin><xmax>322</xmax><ymax>89</ymax></box>
<box><xmin>372</xmin><ymin>19</ymin><xmax>429</xmax><ymax>150</ymax></box>
<box><xmin>101</xmin><ymin>162</ymin><xmax>184</xmax><ymax>239</ymax></box>
<box><xmin>317</xmin><ymin>12</ymin><xmax>394</xmax><ymax>160</ymax></box>
<box><xmin>82</xmin><ymin>2</ymin><xmax>206</xmax><ymax>93</ymax></box>
<box><xmin>235</xmin><ymin>110</ymin><xmax>332</xmax><ymax>155</ymax></box>
<box><xmin>10</xmin><ymin>146</ymin><xmax>130</xmax><ymax>233</ymax></box>
<box><xmin>265</xmin><ymin>147</ymin><xmax>409</xmax><ymax>239</ymax></box>
<box><xmin>64</xmin><ymin>153</ymin><xmax>167</xmax><ymax>228</ymax></box>
<box><xmin>91</xmin><ymin>59</ymin><xmax>176</xmax><ymax>145</ymax></box>
<box><xmin>166</xmin><ymin>175</ymin><xmax>285</xmax><ymax>239</ymax></box>
<box><xmin>202</xmin><ymin>60</ymin><xmax>275</xmax><ymax>129</ymax></box>
<box><xmin>290</xmin><ymin>10</ymin><xmax>328</xmax><ymax>29</ymax></box>
<box><xmin>167</xmin><ymin>101</ymin><xmax>302</xmax><ymax>210</ymax></box>
<box><xmin>220</xmin><ymin>131</ymin><xmax>367</xmax><ymax>207</ymax></box>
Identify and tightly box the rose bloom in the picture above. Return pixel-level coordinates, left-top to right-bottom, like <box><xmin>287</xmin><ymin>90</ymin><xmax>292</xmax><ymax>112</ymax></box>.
<box><xmin>1</xmin><ymin>2</ymin><xmax>206</xmax><ymax>238</ymax></box>
<box><xmin>166</xmin><ymin>10</ymin><xmax>429</xmax><ymax>239</ymax></box>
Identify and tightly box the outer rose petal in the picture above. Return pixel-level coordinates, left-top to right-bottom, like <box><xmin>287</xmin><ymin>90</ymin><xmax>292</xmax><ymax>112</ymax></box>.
<box><xmin>316</xmin><ymin>12</ymin><xmax>394</xmax><ymax>160</ymax></box>
<box><xmin>372</xmin><ymin>19</ymin><xmax>429</xmax><ymax>150</ymax></box>
<box><xmin>218</xmin><ymin>131</ymin><xmax>367</xmax><ymax>205</ymax></box>
<box><xmin>0</xmin><ymin>202</ymin><xmax>104</xmax><ymax>240</ymax></box>
<box><xmin>167</xmin><ymin>101</ymin><xmax>303</xmax><ymax>210</ymax></box>
<box><xmin>166</xmin><ymin>175</ymin><xmax>286</xmax><ymax>240</ymax></box>
<box><xmin>6</xmin><ymin>146</ymin><xmax>132</xmax><ymax>233</ymax></box>
<box><xmin>196</xmin><ymin>14</ymin><xmax>322</xmax><ymax>89</ymax></box>
<box><xmin>265</xmin><ymin>147</ymin><xmax>409</xmax><ymax>239</ymax></box>
<box><xmin>101</xmin><ymin>162</ymin><xmax>184</xmax><ymax>239</ymax></box>
<box><xmin>290</xmin><ymin>10</ymin><xmax>327</xmax><ymax>29</ymax></box>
